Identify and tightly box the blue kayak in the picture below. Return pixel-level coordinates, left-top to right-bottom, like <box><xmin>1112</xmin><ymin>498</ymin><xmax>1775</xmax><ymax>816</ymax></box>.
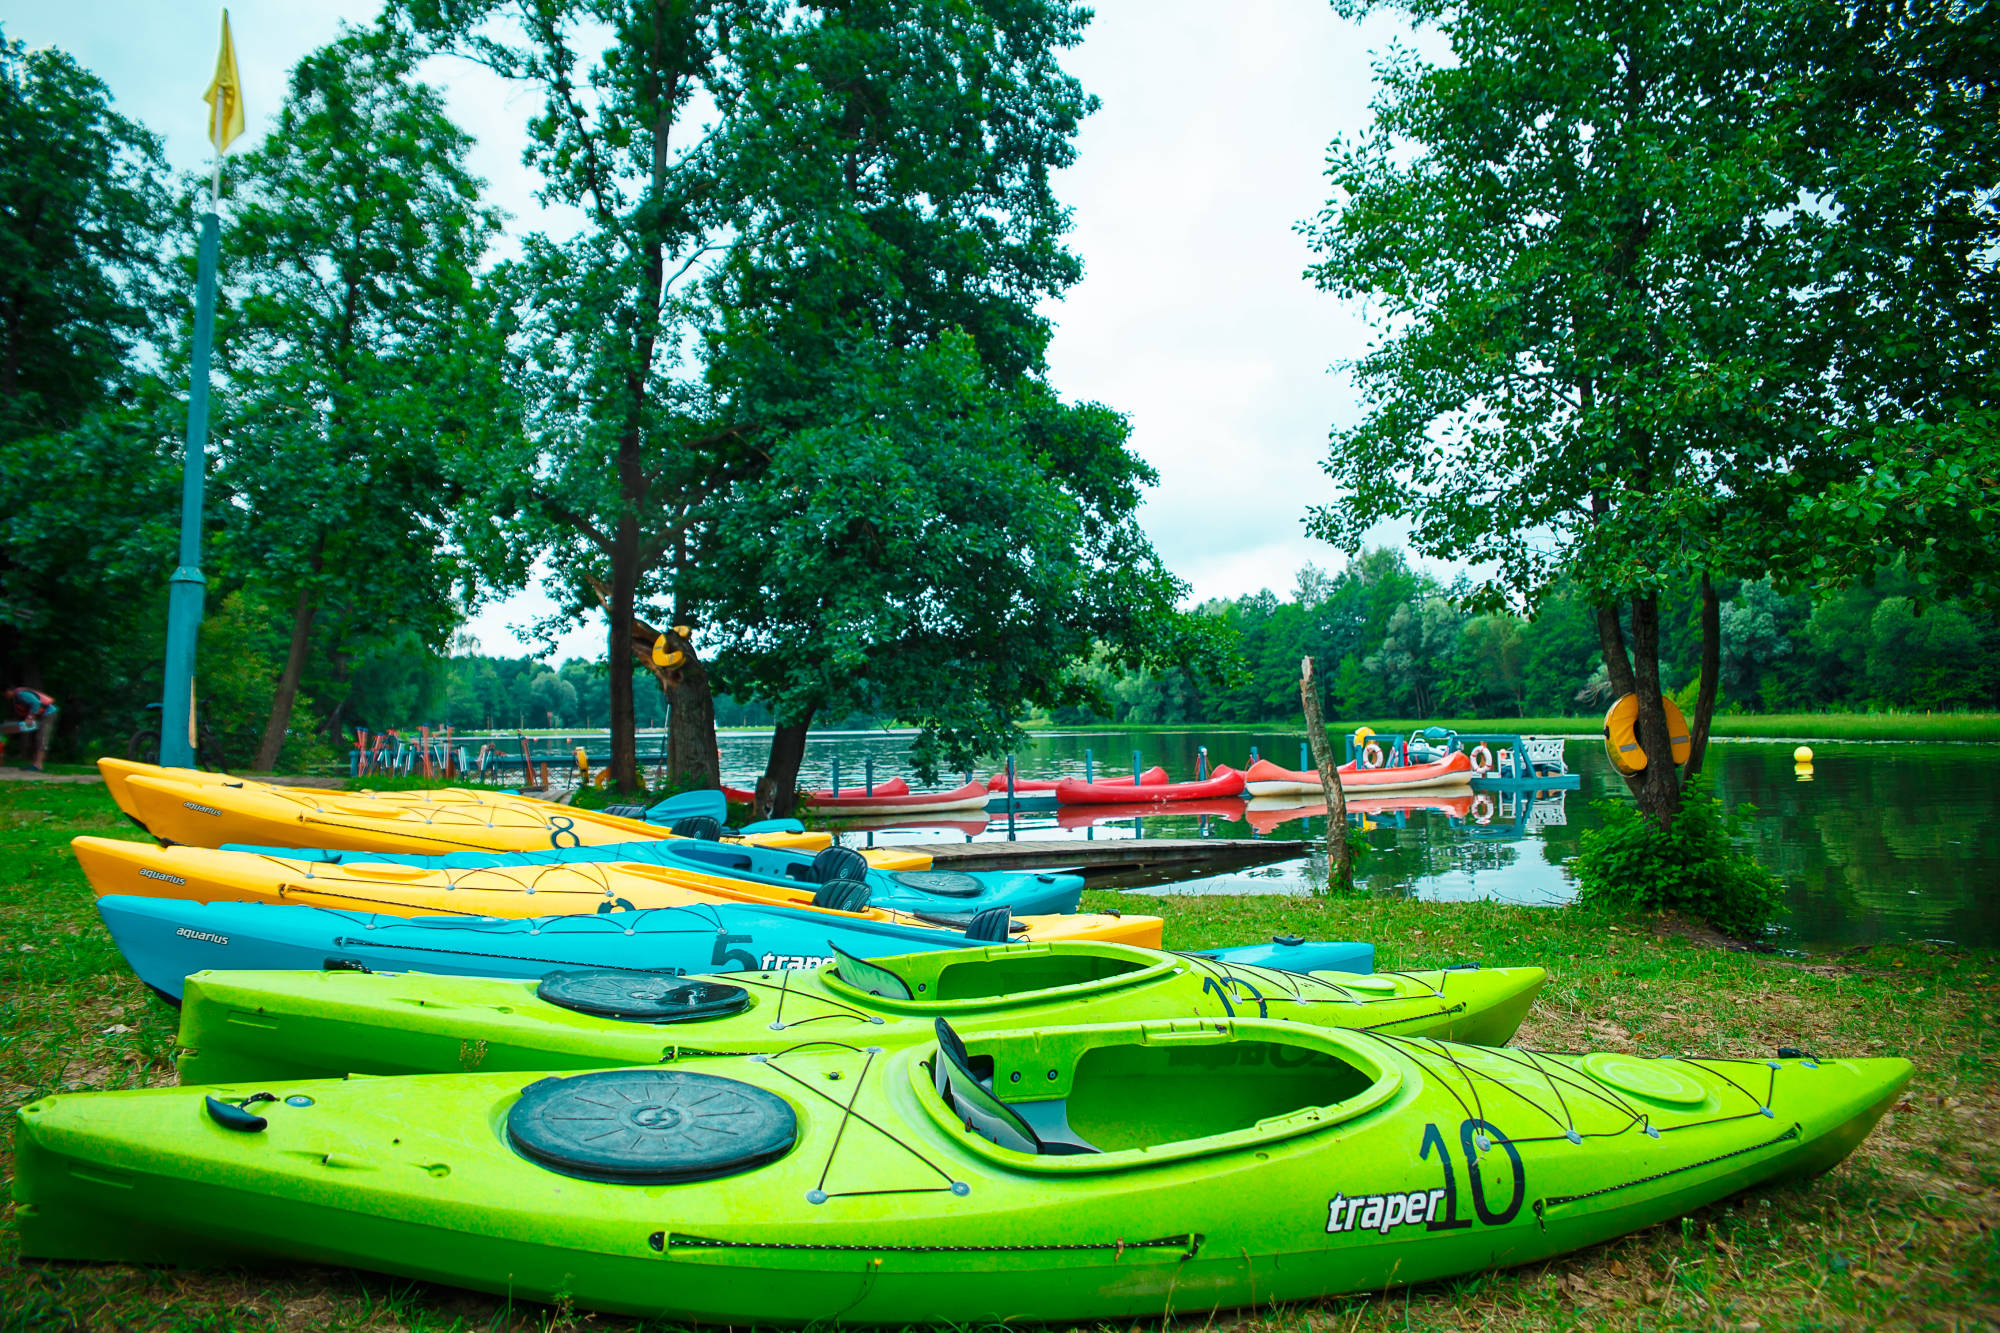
<box><xmin>220</xmin><ymin>837</ymin><xmax>1084</xmax><ymax>917</ymax></box>
<box><xmin>95</xmin><ymin>895</ymin><xmax>1375</xmax><ymax>1001</ymax></box>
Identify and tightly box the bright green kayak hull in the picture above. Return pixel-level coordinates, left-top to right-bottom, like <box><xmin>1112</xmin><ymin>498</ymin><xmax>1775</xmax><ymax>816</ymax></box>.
<box><xmin>173</xmin><ymin>942</ymin><xmax>1546</xmax><ymax>1084</ymax></box>
<box><xmin>16</xmin><ymin>1020</ymin><xmax>1909</xmax><ymax>1323</ymax></box>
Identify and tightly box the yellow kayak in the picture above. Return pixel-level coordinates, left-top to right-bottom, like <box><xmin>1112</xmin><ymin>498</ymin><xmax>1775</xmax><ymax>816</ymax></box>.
<box><xmin>111</xmin><ymin>766</ymin><xmax>847</xmax><ymax>857</ymax></box>
<box><xmin>71</xmin><ymin>838</ymin><xmax>1165</xmax><ymax>948</ymax></box>
<box><xmin>98</xmin><ymin>758</ymin><xmax>568</xmax><ymax>823</ymax></box>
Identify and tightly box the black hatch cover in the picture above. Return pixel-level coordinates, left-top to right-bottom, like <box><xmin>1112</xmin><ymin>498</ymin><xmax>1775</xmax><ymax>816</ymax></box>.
<box><xmin>537</xmin><ymin>969</ymin><xmax>750</xmax><ymax>1023</ymax></box>
<box><xmin>508</xmin><ymin>1069</ymin><xmax>796</xmax><ymax>1184</ymax></box>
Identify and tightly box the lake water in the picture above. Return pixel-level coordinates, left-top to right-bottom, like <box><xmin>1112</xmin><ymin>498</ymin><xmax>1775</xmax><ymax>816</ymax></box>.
<box><xmin>513</xmin><ymin>726</ymin><xmax>2000</xmax><ymax>952</ymax></box>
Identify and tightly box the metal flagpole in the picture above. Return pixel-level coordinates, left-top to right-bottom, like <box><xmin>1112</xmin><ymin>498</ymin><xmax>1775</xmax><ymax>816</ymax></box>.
<box><xmin>160</xmin><ymin>19</ymin><xmax>235</xmax><ymax>767</ymax></box>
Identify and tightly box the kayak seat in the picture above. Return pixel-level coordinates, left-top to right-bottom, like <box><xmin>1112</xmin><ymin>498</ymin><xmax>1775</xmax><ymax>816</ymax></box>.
<box><xmin>509</xmin><ymin>1069</ymin><xmax>796</xmax><ymax>1184</ymax></box>
<box><xmin>810</xmin><ymin>878</ymin><xmax>871</xmax><ymax>912</ymax></box>
<box><xmin>670</xmin><ymin>816</ymin><xmax>723</xmax><ymax>841</ymax></box>
<box><xmin>962</xmin><ymin>906</ymin><xmax>1014</xmax><ymax>942</ymax></box>
<box><xmin>602</xmin><ymin>804</ymin><xmax>650</xmax><ymax>819</ymax></box>
<box><xmin>916</xmin><ymin>909</ymin><xmax>1026</xmax><ymax>935</ymax></box>
<box><xmin>536</xmin><ymin>970</ymin><xmax>751</xmax><ymax>1023</ymax></box>
<box><xmin>812</xmin><ymin>846</ymin><xmax>869</xmax><ymax>885</ymax></box>
<box><xmin>828</xmin><ymin>942</ymin><xmax>912</xmax><ymax>998</ymax></box>
<box><xmin>933</xmin><ymin>1020</ymin><xmax>1097</xmax><ymax>1156</ymax></box>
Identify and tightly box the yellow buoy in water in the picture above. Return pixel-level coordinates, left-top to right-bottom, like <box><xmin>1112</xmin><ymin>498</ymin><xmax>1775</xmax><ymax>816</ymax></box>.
<box><xmin>1793</xmin><ymin>745</ymin><xmax>1814</xmax><ymax>763</ymax></box>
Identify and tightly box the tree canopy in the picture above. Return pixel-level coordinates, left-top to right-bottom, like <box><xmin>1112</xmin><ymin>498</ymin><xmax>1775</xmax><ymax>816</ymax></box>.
<box><xmin>1304</xmin><ymin>0</ymin><xmax>1998</xmax><ymax>819</ymax></box>
<box><xmin>216</xmin><ymin>26</ymin><xmax>509</xmax><ymax>768</ymax></box>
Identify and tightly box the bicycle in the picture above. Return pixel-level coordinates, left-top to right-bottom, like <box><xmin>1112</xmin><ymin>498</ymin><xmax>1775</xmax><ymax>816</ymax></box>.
<box><xmin>127</xmin><ymin>702</ymin><xmax>223</xmax><ymax>769</ymax></box>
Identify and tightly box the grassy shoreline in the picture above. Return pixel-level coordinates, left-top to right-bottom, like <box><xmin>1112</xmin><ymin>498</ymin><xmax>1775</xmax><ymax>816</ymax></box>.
<box><xmin>2</xmin><ymin>780</ymin><xmax>1995</xmax><ymax>1329</ymax></box>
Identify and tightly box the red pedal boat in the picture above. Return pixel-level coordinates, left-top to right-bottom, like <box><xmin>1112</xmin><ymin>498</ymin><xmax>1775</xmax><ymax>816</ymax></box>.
<box><xmin>985</xmin><ymin>765</ymin><xmax>1166</xmax><ymax>793</ymax></box>
<box><xmin>1055</xmin><ymin>797</ymin><xmax>1247</xmax><ymax>829</ymax></box>
<box><xmin>1053</xmin><ymin>765</ymin><xmax>1246</xmax><ymax>805</ymax></box>
<box><xmin>722</xmin><ymin>777</ymin><xmax>910</xmax><ymax>804</ymax></box>
<box><xmin>1242</xmin><ymin>752</ymin><xmax>1473</xmax><ymax>796</ymax></box>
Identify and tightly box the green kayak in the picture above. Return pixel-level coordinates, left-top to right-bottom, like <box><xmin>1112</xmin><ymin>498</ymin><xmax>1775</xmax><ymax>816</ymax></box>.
<box><xmin>173</xmin><ymin>941</ymin><xmax>1547</xmax><ymax>1084</ymax></box>
<box><xmin>16</xmin><ymin>1020</ymin><xmax>1908</xmax><ymax>1323</ymax></box>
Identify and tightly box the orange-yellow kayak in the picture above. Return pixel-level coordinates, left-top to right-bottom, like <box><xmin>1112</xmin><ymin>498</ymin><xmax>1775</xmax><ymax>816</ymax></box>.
<box><xmin>70</xmin><ymin>838</ymin><xmax>1165</xmax><ymax>948</ymax></box>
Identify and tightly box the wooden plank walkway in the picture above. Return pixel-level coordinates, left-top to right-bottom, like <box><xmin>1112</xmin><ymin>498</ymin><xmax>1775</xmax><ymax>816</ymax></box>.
<box><xmin>925</xmin><ymin>837</ymin><xmax>1304</xmax><ymax>876</ymax></box>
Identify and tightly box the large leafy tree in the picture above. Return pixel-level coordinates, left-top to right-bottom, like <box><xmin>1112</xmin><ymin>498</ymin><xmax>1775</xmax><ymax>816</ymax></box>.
<box><xmin>1304</xmin><ymin>0</ymin><xmax>1929</xmax><ymax>821</ymax></box>
<box><xmin>695</xmin><ymin>336</ymin><xmax>1197</xmax><ymax>805</ymax></box>
<box><xmin>414</xmin><ymin>0</ymin><xmax>1195</xmax><ymax>798</ymax></box>
<box><xmin>398</xmin><ymin>0</ymin><xmax>768</xmax><ymax>793</ymax></box>
<box><xmin>0</xmin><ymin>32</ymin><xmax>175</xmax><ymax>740</ymax></box>
<box><xmin>216</xmin><ymin>27</ymin><xmax>508</xmax><ymax>768</ymax></box>
<box><xmin>684</xmin><ymin>0</ymin><xmax>1197</xmax><ymax>805</ymax></box>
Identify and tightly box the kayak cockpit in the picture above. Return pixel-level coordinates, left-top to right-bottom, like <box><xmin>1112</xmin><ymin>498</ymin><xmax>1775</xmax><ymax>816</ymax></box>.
<box><xmin>918</xmin><ymin>1018</ymin><xmax>1399</xmax><ymax>1171</ymax></box>
<box><xmin>824</xmin><ymin>941</ymin><xmax>1176</xmax><ymax>1009</ymax></box>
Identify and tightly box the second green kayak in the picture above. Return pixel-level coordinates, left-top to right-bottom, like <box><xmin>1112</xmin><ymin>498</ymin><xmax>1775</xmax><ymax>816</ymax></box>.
<box><xmin>174</xmin><ymin>940</ymin><xmax>1547</xmax><ymax>1083</ymax></box>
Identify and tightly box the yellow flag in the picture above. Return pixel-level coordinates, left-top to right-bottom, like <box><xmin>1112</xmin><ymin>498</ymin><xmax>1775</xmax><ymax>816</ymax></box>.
<box><xmin>202</xmin><ymin>10</ymin><xmax>245</xmax><ymax>153</ymax></box>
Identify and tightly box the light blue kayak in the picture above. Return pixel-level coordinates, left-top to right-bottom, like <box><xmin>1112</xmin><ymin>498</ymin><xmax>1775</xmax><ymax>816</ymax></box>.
<box><xmin>220</xmin><ymin>836</ymin><xmax>1085</xmax><ymax>917</ymax></box>
<box><xmin>96</xmin><ymin>895</ymin><xmax>1376</xmax><ymax>1002</ymax></box>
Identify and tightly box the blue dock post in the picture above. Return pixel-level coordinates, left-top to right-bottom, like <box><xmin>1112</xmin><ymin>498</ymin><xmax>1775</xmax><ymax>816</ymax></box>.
<box><xmin>1006</xmin><ymin>754</ymin><xmax>1017</xmax><ymax>841</ymax></box>
<box><xmin>1085</xmin><ymin>748</ymin><xmax>1093</xmax><ymax>783</ymax></box>
<box><xmin>1133</xmin><ymin>750</ymin><xmax>1142</xmax><ymax>783</ymax></box>
<box><xmin>864</xmin><ymin>756</ymin><xmax>874</xmax><ymax>796</ymax></box>
<box><xmin>1301</xmin><ymin>741</ymin><xmax>1309</xmax><ymax>771</ymax></box>
<box><xmin>1197</xmin><ymin>746</ymin><xmax>1208</xmax><ymax>780</ymax></box>
<box><xmin>1250</xmin><ymin>745</ymin><xmax>1259</xmax><ymax>764</ymax></box>
<box><xmin>830</xmin><ymin>756</ymin><xmax>840</xmax><ymax>797</ymax></box>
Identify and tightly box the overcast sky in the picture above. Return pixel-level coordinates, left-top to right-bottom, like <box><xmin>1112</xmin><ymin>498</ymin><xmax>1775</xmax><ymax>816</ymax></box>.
<box><xmin>11</xmin><ymin>0</ymin><xmax>1425</xmax><ymax>661</ymax></box>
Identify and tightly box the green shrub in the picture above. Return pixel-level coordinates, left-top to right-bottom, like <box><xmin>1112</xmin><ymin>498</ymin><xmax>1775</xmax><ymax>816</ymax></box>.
<box><xmin>1570</xmin><ymin>777</ymin><xmax>1784</xmax><ymax>939</ymax></box>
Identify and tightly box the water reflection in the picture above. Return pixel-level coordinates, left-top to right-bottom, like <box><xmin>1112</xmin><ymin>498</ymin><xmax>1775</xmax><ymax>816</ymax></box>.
<box><xmin>501</xmin><ymin>725</ymin><xmax>2000</xmax><ymax>950</ymax></box>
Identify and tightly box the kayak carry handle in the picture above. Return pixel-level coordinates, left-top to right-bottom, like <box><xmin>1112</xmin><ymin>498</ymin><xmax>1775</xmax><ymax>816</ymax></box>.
<box><xmin>204</xmin><ymin>1094</ymin><xmax>271</xmax><ymax>1133</ymax></box>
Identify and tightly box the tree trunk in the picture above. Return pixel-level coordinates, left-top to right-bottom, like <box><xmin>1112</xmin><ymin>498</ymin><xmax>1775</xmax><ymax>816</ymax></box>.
<box><xmin>1299</xmin><ymin>657</ymin><xmax>1351</xmax><ymax>887</ymax></box>
<box><xmin>322</xmin><ymin>694</ymin><xmax>348</xmax><ymax>740</ymax></box>
<box><xmin>1594</xmin><ymin>601</ymin><xmax>1637</xmax><ymax>698</ymax></box>
<box><xmin>757</xmin><ymin>711</ymin><xmax>814</xmax><ymax>819</ymax></box>
<box><xmin>1684</xmin><ymin>573</ymin><xmax>1721</xmax><ymax>780</ymax></box>
<box><xmin>1627</xmin><ymin>593</ymin><xmax>1681</xmax><ymax>824</ymax></box>
<box><xmin>662</xmin><ymin>640</ymin><xmax>719</xmax><ymax>789</ymax></box>
<box><xmin>253</xmin><ymin>586</ymin><xmax>318</xmax><ymax>771</ymax></box>
<box><xmin>606</xmin><ymin>519</ymin><xmax>641</xmax><ymax>793</ymax></box>
<box><xmin>587</xmin><ymin>574</ymin><xmax>719</xmax><ymax>792</ymax></box>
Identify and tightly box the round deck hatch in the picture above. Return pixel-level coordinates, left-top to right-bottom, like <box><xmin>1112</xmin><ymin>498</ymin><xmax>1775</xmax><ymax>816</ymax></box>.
<box><xmin>1320</xmin><ymin>973</ymin><xmax>1401</xmax><ymax>994</ymax></box>
<box><xmin>1580</xmin><ymin>1052</ymin><xmax>1710</xmax><ymax>1106</ymax></box>
<box><xmin>537</xmin><ymin>969</ymin><xmax>750</xmax><ymax>1023</ymax></box>
<box><xmin>509</xmin><ymin>1070</ymin><xmax>796</xmax><ymax>1184</ymax></box>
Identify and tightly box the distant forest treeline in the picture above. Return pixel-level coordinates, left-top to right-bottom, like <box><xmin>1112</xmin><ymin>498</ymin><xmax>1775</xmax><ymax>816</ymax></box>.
<box><xmin>424</xmin><ymin>548</ymin><xmax>1999</xmax><ymax>733</ymax></box>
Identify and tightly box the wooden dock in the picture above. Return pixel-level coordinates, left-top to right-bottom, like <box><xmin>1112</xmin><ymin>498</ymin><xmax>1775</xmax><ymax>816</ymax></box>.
<box><xmin>925</xmin><ymin>837</ymin><xmax>1304</xmax><ymax>878</ymax></box>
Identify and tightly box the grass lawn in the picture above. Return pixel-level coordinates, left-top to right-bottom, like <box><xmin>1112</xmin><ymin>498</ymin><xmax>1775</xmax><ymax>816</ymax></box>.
<box><xmin>2</xmin><ymin>779</ymin><xmax>1995</xmax><ymax>1330</ymax></box>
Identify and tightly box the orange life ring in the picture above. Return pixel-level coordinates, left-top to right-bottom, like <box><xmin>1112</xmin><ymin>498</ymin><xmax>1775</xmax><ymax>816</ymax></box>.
<box><xmin>1362</xmin><ymin>742</ymin><xmax>1384</xmax><ymax>769</ymax></box>
<box><xmin>1471</xmin><ymin>793</ymin><xmax>1495</xmax><ymax>824</ymax></box>
<box><xmin>1470</xmin><ymin>743</ymin><xmax>1494</xmax><ymax>772</ymax></box>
